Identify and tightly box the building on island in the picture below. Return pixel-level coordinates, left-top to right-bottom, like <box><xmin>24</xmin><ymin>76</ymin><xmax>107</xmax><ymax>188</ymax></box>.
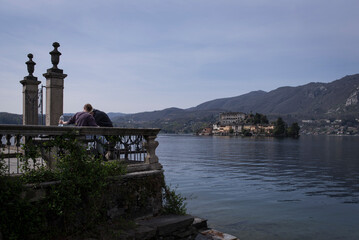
<box><xmin>219</xmin><ymin>112</ymin><xmax>246</xmax><ymax>125</ymax></box>
<box><xmin>207</xmin><ymin>112</ymin><xmax>275</xmax><ymax>136</ymax></box>
<box><xmin>198</xmin><ymin>127</ymin><xmax>213</xmax><ymax>136</ymax></box>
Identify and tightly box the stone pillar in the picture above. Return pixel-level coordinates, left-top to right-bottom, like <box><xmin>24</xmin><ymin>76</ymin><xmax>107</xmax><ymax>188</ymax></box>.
<box><xmin>43</xmin><ymin>42</ymin><xmax>67</xmax><ymax>126</ymax></box>
<box><xmin>20</xmin><ymin>54</ymin><xmax>41</xmax><ymax>125</ymax></box>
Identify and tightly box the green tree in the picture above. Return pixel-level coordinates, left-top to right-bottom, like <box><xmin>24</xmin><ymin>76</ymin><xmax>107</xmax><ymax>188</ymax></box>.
<box><xmin>273</xmin><ymin>117</ymin><xmax>287</xmax><ymax>137</ymax></box>
<box><xmin>253</xmin><ymin>113</ymin><xmax>261</xmax><ymax>124</ymax></box>
<box><xmin>287</xmin><ymin>122</ymin><xmax>300</xmax><ymax>137</ymax></box>
<box><xmin>260</xmin><ymin>114</ymin><xmax>269</xmax><ymax>124</ymax></box>
<box><xmin>253</xmin><ymin>113</ymin><xmax>269</xmax><ymax>124</ymax></box>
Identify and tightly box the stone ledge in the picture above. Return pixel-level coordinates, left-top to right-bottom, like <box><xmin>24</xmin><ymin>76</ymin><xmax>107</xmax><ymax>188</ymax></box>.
<box><xmin>193</xmin><ymin>217</ymin><xmax>208</xmax><ymax>230</ymax></box>
<box><xmin>122</xmin><ymin>169</ymin><xmax>164</xmax><ymax>179</ymax></box>
<box><xmin>137</xmin><ymin>214</ymin><xmax>195</xmax><ymax>237</ymax></box>
<box><xmin>121</xmin><ymin>224</ymin><xmax>157</xmax><ymax>240</ymax></box>
<box><xmin>126</xmin><ymin>162</ymin><xmax>163</xmax><ymax>173</ymax></box>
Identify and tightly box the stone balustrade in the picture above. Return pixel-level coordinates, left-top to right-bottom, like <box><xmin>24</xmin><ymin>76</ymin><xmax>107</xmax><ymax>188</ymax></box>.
<box><xmin>0</xmin><ymin>124</ymin><xmax>160</xmax><ymax>175</ymax></box>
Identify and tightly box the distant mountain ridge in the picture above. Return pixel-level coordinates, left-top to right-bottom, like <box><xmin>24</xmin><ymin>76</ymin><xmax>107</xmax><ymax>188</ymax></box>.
<box><xmin>112</xmin><ymin>74</ymin><xmax>359</xmax><ymax>132</ymax></box>
<box><xmin>0</xmin><ymin>112</ymin><xmax>22</xmax><ymax>125</ymax></box>
<box><xmin>191</xmin><ymin>74</ymin><xmax>359</xmax><ymax>116</ymax></box>
<box><xmin>2</xmin><ymin>74</ymin><xmax>359</xmax><ymax>132</ymax></box>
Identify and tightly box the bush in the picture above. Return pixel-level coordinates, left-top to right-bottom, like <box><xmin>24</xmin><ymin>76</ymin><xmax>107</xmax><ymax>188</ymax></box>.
<box><xmin>0</xmin><ymin>133</ymin><xmax>127</xmax><ymax>239</ymax></box>
<box><xmin>162</xmin><ymin>185</ymin><xmax>187</xmax><ymax>215</ymax></box>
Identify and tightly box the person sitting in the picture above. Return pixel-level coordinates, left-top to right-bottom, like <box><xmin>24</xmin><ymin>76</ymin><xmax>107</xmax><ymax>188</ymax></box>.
<box><xmin>83</xmin><ymin>103</ymin><xmax>113</xmax><ymax>127</ymax></box>
<box><xmin>82</xmin><ymin>104</ymin><xmax>114</xmax><ymax>159</ymax></box>
<box><xmin>59</xmin><ymin>104</ymin><xmax>98</xmax><ymax>126</ymax></box>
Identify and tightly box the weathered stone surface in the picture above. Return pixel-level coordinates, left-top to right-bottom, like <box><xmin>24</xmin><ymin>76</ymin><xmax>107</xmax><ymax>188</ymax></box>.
<box><xmin>122</xmin><ymin>169</ymin><xmax>164</xmax><ymax>179</ymax></box>
<box><xmin>44</xmin><ymin>75</ymin><xmax>66</xmax><ymax>126</ymax></box>
<box><xmin>0</xmin><ymin>125</ymin><xmax>160</xmax><ymax>137</ymax></box>
<box><xmin>192</xmin><ymin>217</ymin><xmax>208</xmax><ymax>230</ymax></box>
<box><xmin>105</xmin><ymin>170</ymin><xmax>164</xmax><ymax>219</ymax></box>
<box><xmin>137</xmin><ymin>214</ymin><xmax>194</xmax><ymax>236</ymax></box>
<box><xmin>126</xmin><ymin>162</ymin><xmax>163</xmax><ymax>173</ymax></box>
<box><xmin>130</xmin><ymin>225</ymin><xmax>157</xmax><ymax>240</ymax></box>
<box><xmin>43</xmin><ymin>42</ymin><xmax>67</xmax><ymax>126</ymax></box>
<box><xmin>173</xmin><ymin>227</ymin><xmax>195</xmax><ymax>238</ymax></box>
<box><xmin>143</xmin><ymin>135</ymin><xmax>159</xmax><ymax>164</ymax></box>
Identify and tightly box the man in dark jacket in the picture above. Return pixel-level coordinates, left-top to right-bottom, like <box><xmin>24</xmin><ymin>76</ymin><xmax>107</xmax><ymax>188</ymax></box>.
<box><xmin>92</xmin><ymin>109</ymin><xmax>113</xmax><ymax>127</ymax></box>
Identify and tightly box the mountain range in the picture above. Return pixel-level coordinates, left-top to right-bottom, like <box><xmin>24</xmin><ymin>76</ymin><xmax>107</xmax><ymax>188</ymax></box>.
<box><xmin>112</xmin><ymin>74</ymin><xmax>359</xmax><ymax>132</ymax></box>
<box><xmin>2</xmin><ymin>74</ymin><xmax>359</xmax><ymax>133</ymax></box>
<box><xmin>191</xmin><ymin>74</ymin><xmax>359</xmax><ymax>116</ymax></box>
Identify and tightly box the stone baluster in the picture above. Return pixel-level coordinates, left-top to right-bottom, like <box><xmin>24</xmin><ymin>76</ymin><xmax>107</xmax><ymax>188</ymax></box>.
<box><xmin>15</xmin><ymin>134</ymin><xmax>21</xmax><ymax>148</ymax></box>
<box><xmin>6</xmin><ymin>134</ymin><xmax>12</xmax><ymax>147</ymax></box>
<box><xmin>105</xmin><ymin>140</ymin><xmax>117</xmax><ymax>160</ymax></box>
<box><xmin>0</xmin><ymin>134</ymin><xmax>3</xmax><ymax>148</ymax></box>
<box><xmin>144</xmin><ymin>135</ymin><xmax>159</xmax><ymax>164</ymax></box>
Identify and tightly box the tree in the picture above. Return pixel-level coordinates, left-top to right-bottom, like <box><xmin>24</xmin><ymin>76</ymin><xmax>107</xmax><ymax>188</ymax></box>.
<box><xmin>287</xmin><ymin>122</ymin><xmax>300</xmax><ymax>137</ymax></box>
<box><xmin>254</xmin><ymin>113</ymin><xmax>261</xmax><ymax>124</ymax></box>
<box><xmin>253</xmin><ymin>113</ymin><xmax>269</xmax><ymax>124</ymax></box>
<box><xmin>260</xmin><ymin>114</ymin><xmax>269</xmax><ymax>124</ymax></box>
<box><xmin>273</xmin><ymin>117</ymin><xmax>287</xmax><ymax>137</ymax></box>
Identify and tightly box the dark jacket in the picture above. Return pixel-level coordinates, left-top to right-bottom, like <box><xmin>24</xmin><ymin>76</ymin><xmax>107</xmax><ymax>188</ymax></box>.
<box><xmin>93</xmin><ymin>109</ymin><xmax>113</xmax><ymax>127</ymax></box>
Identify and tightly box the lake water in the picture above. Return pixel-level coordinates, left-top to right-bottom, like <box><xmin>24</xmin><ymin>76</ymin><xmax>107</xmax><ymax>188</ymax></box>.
<box><xmin>157</xmin><ymin>135</ymin><xmax>359</xmax><ymax>240</ymax></box>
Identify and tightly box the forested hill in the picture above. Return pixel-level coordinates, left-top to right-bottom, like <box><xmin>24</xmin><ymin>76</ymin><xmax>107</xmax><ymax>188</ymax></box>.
<box><xmin>0</xmin><ymin>112</ymin><xmax>22</xmax><ymax>125</ymax></box>
<box><xmin>191</xmin><ymin>74</ymin><xmax>359</xmax><ymax>117</ymax></box>
<box><xmin>112</xmin><ymin>74</ymin><xmax>359</xmax><ymax>132</ymax></box>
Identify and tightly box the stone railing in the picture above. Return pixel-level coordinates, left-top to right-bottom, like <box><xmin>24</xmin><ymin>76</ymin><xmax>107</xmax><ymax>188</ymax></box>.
<box><xmin>0</xmin><ymin>124</ymin><xmax>160</xmax><ymax>175</ymax></box>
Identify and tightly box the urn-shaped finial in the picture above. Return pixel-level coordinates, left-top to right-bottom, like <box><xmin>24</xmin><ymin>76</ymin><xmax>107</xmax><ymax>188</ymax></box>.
<box><xmin>50</xmin><ymin>42</ymin><xmax>61</xmax><ymax>69</ymax></box>
<box><xmin>26</xmin><ymin>53</ymin><xmax>36</xmax><ymax>77</ymax></box>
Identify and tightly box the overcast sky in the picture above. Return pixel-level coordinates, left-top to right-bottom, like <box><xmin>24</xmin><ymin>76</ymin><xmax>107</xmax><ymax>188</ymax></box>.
<box><xmin>1</xmin><ymin>0</ymin><xmax>359</xmax><ymax>114</ymax></box>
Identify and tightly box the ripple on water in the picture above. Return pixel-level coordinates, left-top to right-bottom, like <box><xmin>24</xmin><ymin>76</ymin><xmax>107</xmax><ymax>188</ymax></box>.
<box><xmin>157</xmin><ymin>135</ymin><xmax>359</xmax><ymax>240</ymax></box>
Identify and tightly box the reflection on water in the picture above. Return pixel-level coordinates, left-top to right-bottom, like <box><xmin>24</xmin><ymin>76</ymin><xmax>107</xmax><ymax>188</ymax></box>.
<box><xmin>157</xmin><ymin>135</ymin><xmax>359</xmax><ymax>240</ymax></box>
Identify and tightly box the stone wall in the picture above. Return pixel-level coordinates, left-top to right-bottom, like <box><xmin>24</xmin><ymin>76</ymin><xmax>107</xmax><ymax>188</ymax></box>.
<box><xmin>18</xmin><ymin>168</ymin><xmax>165</xmax><ymax>237</ymax></box>
<box><xmin>12</xmin><ymin>168</ymin><xmax>241</xmax><ymax>240</ymax></box>
<box><xmin>105</xmin><ymin>169</ymin><xmax>165</xmax><ymax>220</ymax></box>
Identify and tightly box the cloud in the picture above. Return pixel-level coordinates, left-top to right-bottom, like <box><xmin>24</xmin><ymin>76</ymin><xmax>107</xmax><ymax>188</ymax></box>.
<box><xmin>1</xmin><ymin>0</ymin><xmax>359</xmax><ymax>114</ymax></box>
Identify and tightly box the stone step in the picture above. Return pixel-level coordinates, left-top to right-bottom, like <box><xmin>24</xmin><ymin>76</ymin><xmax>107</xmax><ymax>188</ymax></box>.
<box><xmin>192</xmin><ymin>217</ymin><xmax>208</xmax><ymax>230</ymax></box>
<box><xmin>137</xmin><ymin>214</ymin><xmax>194</xmax><ymax>236</ymax></box>
<box><xmin>132</xmin><ymin>215</ymin><xmax>239</xmax><ymax>240</ymax></box>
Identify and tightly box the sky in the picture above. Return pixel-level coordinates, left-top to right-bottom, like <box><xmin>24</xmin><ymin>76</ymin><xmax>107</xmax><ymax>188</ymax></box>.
<box><xmin>1</xmin><ymin>0</ymin><xmax>359</xmax><ymax>114</ymax></box>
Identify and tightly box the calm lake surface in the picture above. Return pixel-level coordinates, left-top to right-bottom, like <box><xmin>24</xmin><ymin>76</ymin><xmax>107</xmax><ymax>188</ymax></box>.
<box><xmin>157</xmin><ymin>135</ymin><xmax>359</xmax><ymax>240</ymax></box>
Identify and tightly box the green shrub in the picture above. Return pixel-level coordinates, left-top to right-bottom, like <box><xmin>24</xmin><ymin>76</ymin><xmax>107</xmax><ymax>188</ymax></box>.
<box><xmin>162</xmin><ymin>185</ymin><xmax>187</xmax><ymax>215</ymax></box>
<box><xmin>0</xmin><ymin>133</ymin><xmax>127</xmax><ymax>239</ymax></box>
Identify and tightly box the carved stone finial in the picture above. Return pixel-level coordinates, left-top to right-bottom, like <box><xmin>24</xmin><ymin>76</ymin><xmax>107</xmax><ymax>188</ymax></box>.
<box><xmin>50</xmin><ymin>42</ymin><xmax>61</xmax><ymax>69</ymax></box>
<box><xmin>26</xmin><ymin>53</ymin><xmax>36</xmax><ymax>77</ymax></box>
